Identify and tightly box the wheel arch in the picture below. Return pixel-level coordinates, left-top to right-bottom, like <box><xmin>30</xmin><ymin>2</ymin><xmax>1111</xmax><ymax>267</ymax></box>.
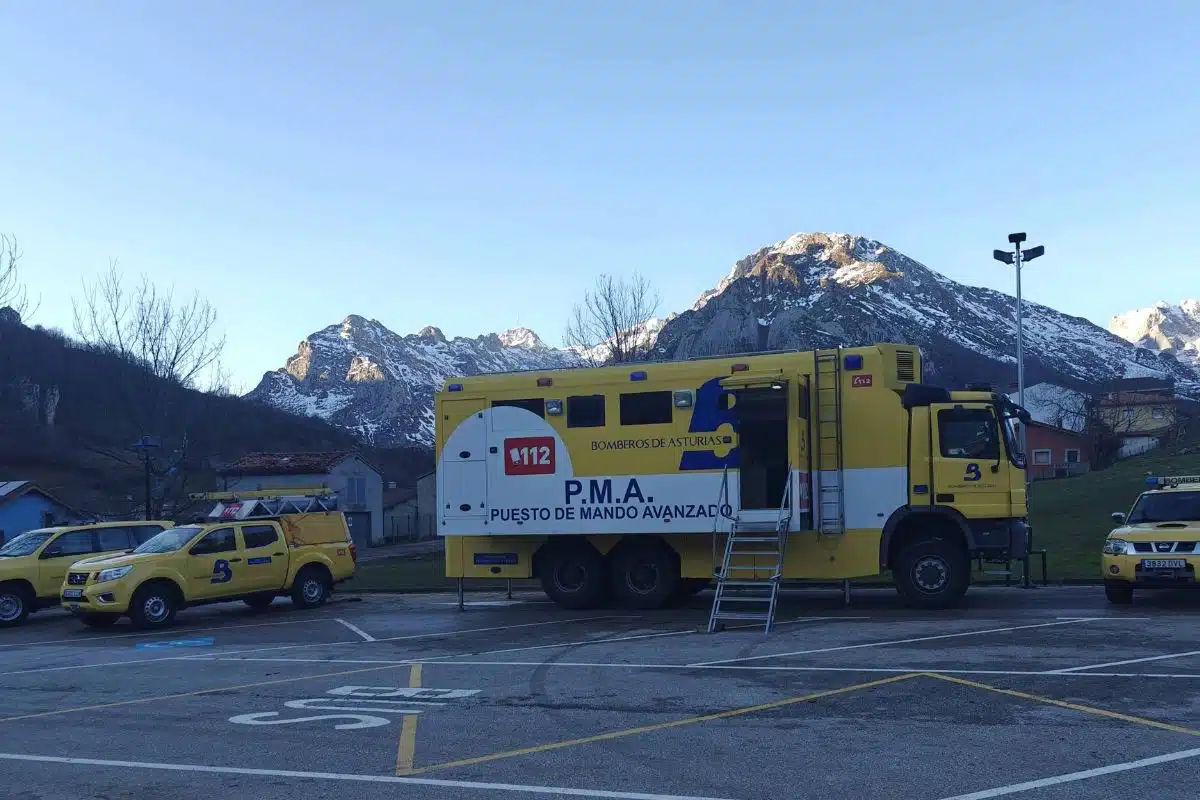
<box><xmin>880</xmin><ymin>507</ymin><xmax>972</xmax><ymax>570</ymax></box>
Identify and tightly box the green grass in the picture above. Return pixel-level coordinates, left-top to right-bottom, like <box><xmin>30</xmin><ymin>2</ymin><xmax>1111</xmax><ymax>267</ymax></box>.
<box><xmin>348</xmin><ymin>447</ymin><xmax>1200</xmax><ymax>592</ymax></box>
<box><xmin>1028</xmin><ymin>446</ymin><xmax>1200</xmax><ymax>580</ymax></box>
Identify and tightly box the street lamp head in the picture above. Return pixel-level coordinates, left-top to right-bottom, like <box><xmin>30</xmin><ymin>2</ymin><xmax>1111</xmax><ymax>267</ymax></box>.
<box><xmin>992</xmin><ymin>249</ymin><xmax>1015</xmax><ymax>265</ymax></box>
<box><xmin>1022</xmin><ymin>244</ymin><xmax>1045</xmax><ymax>261</ymax></box>
<box><xmin>1008</xmin><ymin>232</ymin><xmax>1027</xmax><ymax>245</ymax></box>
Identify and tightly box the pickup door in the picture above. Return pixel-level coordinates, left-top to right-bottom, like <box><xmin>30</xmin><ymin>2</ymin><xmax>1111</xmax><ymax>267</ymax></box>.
<box><xmin>237</xmin><ymin>523</ymin><xmax>290</xmax><ymax>592</ymax></box>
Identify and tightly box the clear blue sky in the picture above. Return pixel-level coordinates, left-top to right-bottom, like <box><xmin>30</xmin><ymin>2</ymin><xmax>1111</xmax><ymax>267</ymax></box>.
<box><xmin>2</xmin><ymin>0</ymin><xmax>1197</xmax><ymax>392</ymax></box>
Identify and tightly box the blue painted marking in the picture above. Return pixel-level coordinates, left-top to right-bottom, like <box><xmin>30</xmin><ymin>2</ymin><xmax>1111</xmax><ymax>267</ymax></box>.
<box><xmin>247</xmin><ymin>556</ymin><xmax>272</xmax><ymax>565</ymax></box>
<box><xmin>135</xmin><ymin>637</ymin><xmax>214</xmax><ymax>650</ymax></box>
<box><xmin>964</xmin><ymin>463</ymin><xmax>982</xmax><ymax>482</ymax></box>
<box><xmin>210</xmin><ymin>559</ymin><xmax>233</xmax><ymax>584</ymax></box>
<box><xmin>679</xmin><ymin>377</ymin><xmax>740</xmax><ymax>471</ymax></box>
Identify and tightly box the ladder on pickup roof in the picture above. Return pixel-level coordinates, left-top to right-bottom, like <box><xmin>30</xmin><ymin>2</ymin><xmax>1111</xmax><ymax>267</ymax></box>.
<box><xmin>707</xmin><ymin>469</ymin><xmax>793</xmax><ymax>633</ymax></box>
<box><xmin>813</xmin><ymin>349</ymin><xmax>846</xmax><ymax>537</ymax></box>
<box><xmin>189</xmin><ymin>489</ymin><xmax>339</xmax><ymax>521</ymax></box>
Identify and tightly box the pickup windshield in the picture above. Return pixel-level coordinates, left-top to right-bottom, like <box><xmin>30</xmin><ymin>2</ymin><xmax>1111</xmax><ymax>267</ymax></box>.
<box><xmin>0</xmin><ymin>530</ymin><xmax>55</xmax><ymax>557</ymax></box>
<box><xmin>134</xmin><ymin>526</ymin><xmax>202</xmax><ymax>554</ymax></box>
<box><xmin>1128</xmin><ymin>491</ymin><xmax>1200</xmax><ymax>524</ymax></box>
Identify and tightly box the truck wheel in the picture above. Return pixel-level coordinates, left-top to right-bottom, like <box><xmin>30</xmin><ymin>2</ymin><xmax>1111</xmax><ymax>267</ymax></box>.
<box><xmin>1104</xmin><ymin>582</ymin><xmax>1134</xmax><ymax>605</ymax></box>
<box><xmin>894</xmin><ymin>536</ymin><xmax>970</xmax><ymax>610</ymax></box>
<box><xmin>292</xmin><ymin>566</ymin><xmax>331</xmax><ymax>609</ymax></box>
<box><xmin>0</xmin><ymin>583</ymin><xmax>32</xmax><ymax>628</ymax></box>
<box><xmin>129</xmin><ymin>582</ymin><xmax>179</xmax><ymax>630</ymax></box>
<box><xmin>609</xmin><ymin>541</ymin><xmax>681</xmax><ymax>610</ymax></box>
<box><xmin>79</xmin><ymin>613</ymin><xmax>120</xmax><ymax>628</ymax></box>
<box><xmin>538</xmin><ymin>540</ymin><xmax>607</xmax><ymax>609</ymax></box>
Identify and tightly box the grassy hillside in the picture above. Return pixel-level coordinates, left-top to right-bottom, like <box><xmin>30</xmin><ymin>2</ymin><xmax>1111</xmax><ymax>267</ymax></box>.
<box><xmin>1029</xmin><ymin>446</ymin><xmax>1200</xmax><ymax>580</ymax></box>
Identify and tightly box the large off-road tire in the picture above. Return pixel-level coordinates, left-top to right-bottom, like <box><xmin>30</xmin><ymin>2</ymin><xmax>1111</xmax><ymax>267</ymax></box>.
<box><xmin>128</xmin><ymin>581</ymin><xmax>180</xmax><ymax>630</ymax></box>
<box><xmin>537</xmin><ymin>540</ymin><xmax>608</xmax><ymax>610</ymax></box>
<box><xmin>608</xmin><ymin>540</ymin><xmax>682</xmax><ymax>610</ymax></box>
<box><xmin>291</xmin><ymin>566</ymin><xmax>331</xmax><ymax>609</ymax></box>
<box><xmin>893</xmin><ymin>535</ymin><xmax>971</xmax><ymax>610</ymax></box>
<box><xmin>0</xmin><ymin>582</ymin><xmax>33</xmax><ymax>628</ymax></box>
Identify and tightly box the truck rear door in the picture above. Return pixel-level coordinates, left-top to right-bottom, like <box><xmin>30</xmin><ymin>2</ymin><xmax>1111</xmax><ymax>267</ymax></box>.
<box><xmin>439</xmin><ymin>398</ymin><xmax>489</xmax><ymax>525</ymax></box>
<box><xmin>930</xmin><ymin>403</ymin><xmax>1010</xmax><ymax>520</ymax></box>
<box><xmin>237</xmin><ymin>523</ymin><xmax>289</xmax><ymax>591</ymax></box>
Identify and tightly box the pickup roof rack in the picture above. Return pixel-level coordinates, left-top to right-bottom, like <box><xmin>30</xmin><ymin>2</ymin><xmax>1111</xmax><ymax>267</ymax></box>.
<box><xmin>188</xmin><ymin>489</ymin><xmax>339</xmax><ymax>521</ymax></box>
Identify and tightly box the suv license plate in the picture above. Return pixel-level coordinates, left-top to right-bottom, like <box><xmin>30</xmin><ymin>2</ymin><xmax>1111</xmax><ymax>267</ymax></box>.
<box><xmin>62</xmin><ymin>589</ymin><xmax>83</xmax><ymax>600</ymax></box>
<box><xmin>1142</xmin><ymin>559</ymin><xmax>1187</xmax><ymax>569</ymax></box>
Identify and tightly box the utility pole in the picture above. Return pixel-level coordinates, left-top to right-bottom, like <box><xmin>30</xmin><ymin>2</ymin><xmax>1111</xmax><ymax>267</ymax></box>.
<box><xmin>993</xmin><ymin>234</ymin><xmax>1044</xmax><ymax>591</ymax></box>
<box><xmin>133</xmin><ymin>435</ymin><xmax>161</xmax><ymax>520</ymax></box>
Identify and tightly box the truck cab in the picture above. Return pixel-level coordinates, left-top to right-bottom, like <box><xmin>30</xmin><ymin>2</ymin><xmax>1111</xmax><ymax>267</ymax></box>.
<box><xmin>886</xmin><ymin>384</ymin><xmax>1031</xmax><ymax>606</ymax></box>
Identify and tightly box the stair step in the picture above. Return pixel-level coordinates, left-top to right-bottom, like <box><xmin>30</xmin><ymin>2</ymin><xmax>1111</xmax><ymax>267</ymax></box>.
<box><xmin>717</xmin><ymin>595</ymin><xmax>774</xmax><ymax>603</ymax></box>
<box><xmin>718</xmin><ymin>579</ymin><xmax>780</xmax><ymax>587</ymax></box>
<box><xmin>713</xmin><ymin>611</ymin><xmax>772</xmax><ymax>621</ymax></box>
<box><xmin>723</xmin><ymin>566</ymin><xmax>778</xmax><ymax>573</ymax></box>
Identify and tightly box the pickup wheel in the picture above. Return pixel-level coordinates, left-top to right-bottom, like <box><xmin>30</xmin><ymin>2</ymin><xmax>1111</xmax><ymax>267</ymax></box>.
<box><xmin>291</xmin><ymin>566</ymin><xmax>331</xmax><ymax>609</ymax></box>
<box><xmin>0</xmin><ymin>582</ymin><xmax>33</xmax><ymax>628</ymax></box>
<box><xmin>129</xmin><ymin>581</ymin><xmax>179</xmax><ymax>630</ymax></box>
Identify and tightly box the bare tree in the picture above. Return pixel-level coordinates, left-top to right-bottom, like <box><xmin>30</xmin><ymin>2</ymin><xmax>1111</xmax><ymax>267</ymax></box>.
<box><xmin>72</xmin><ymin>259</ymin><xmax>226</xmax><ymax>388</ymax></box>
<box><xmin>564</xmin><ymin>272</ymin><xmax>661</xmax><ymax>366</ymax></box>
<box><xmin>0</xmin><ymin>234</ymin><xmax>38</xmax><ymax>319</ymax></box>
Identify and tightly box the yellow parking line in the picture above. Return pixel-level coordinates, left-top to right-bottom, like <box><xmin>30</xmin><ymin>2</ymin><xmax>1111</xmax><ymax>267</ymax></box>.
<box><xmin>395</xmin><ymin>664</ymin><xmax>423</xmax><ymax>775</ymax></box>
<box><xmin>0</xmin><ymin>661</ymin><xmax>416</xmax><ymax>724</ymax></box>
<box><xmin>409</xmin><ymin>672</ymin><xmax>921</xmax><ymax>775</ymax></box>
<box><xmin>924</xmin><ymin>673</ymin><xmax>1200</xmax><ymax>737</ymax></box>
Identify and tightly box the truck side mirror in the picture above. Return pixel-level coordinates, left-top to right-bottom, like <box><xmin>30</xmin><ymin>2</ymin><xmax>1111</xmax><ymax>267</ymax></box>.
<box><xmin>1111</xmin><ymin>512</ymin><xmax>1126</xmax><ymax>525</ymax></box>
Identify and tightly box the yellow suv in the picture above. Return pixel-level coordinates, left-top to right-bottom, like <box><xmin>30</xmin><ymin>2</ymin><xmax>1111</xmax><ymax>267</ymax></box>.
<box><xmin>61</xmin><ymin>496</ymin><xmax>356</xmax><ymax>629</ymax></box>
<box><xmin>0</xmin><ymin>521</ymin><xmax>173</xmax><ymax>627</ymax></box>
<box><xmin>1103</xmin><ymin>473</ymin><xmax>1200</xmax><ymax>604</ymax></box>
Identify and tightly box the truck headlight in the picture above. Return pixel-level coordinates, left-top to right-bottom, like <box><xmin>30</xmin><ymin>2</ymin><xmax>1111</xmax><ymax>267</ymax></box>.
<box><xmin>96</xmin><ymin>565</ymin><xmax>133</xmax><ymax>583</ymax></box>
<box><xmin>1103</xmin><ymin>538</ymin><xmax>1131</xmax><ymax>556</ymax></box>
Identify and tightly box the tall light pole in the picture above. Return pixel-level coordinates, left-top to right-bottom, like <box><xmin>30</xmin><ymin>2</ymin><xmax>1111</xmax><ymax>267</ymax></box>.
<box><xmin>133</xmin><ymin>435</ymin><xmax>161</xmax><ymax>520</ymax></box>
<box><xmin>993</xmin><ymin>233</ymin><xmax>1044</xmax><ymax>454</ymax></box>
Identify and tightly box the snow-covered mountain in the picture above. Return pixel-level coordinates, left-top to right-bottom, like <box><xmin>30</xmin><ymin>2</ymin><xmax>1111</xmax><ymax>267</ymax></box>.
<box><xmin>651</xmin><ymin>233</ymin><xmax>1198</xmax><ymax>391</ymax></box>
<box><xmin>1109</xmin><ymin>300</ymin><xmax>1200</xmax><ymax>368</ymax></box>
<box><xmin>247</xmin><ymin>233</ymin><xmax>1200</xmax><ymax>448</ymax></box>
<box><xmin>247</xmin><ymin>316</ymin><xmax>578</xmax><ymax>446</ymax></box>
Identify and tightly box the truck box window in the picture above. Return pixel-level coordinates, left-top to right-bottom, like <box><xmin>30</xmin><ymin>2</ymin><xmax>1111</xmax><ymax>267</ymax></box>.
<box><xmin>242</xmin><ymin>524</ymin><xmax>279</xmax><ymax>549</ymax></box>
<box><xmin>938</xmin><ymin>408</ymin><xmax>1000</xmax><ymax>460</ymax></box>
<box><xmin>567</xmin><ymin>395</ymin><xmax>605</xmax><ymax>428</ymax></box>
<box><xmin>492</xmin><ymin>398</ymin><xmax>545</xmax><ymax>418</ymax></box>
<box><xmin>620</xmin><ymin>391</ymin><xmax>673</xmax><ymax>426</ymax></box>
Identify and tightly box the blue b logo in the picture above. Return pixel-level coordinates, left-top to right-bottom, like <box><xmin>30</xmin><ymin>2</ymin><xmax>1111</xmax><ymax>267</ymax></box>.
<box><xmin>963</xmin><ymin>463</ymin><xmax>982</xmax><ymax>482</ymax></box>
<box><xmin>211</xmin><ymin>559</ymin><xmax>233</xmax><ymax>584</ymax></box>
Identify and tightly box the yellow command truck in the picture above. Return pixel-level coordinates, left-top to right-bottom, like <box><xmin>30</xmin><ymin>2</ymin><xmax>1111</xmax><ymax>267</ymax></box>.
<box><xmin>60</xmin><ymin>492</ymin><xmax>356</xmax><ymax>629</ymax></box>
<box><xmin>437</xmin><ymin>344</ymin><xmax>1031</xmax><ymax>615</ymax></box>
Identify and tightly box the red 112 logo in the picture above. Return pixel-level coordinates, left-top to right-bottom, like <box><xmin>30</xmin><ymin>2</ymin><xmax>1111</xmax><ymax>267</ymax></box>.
<box><xmin>504</xmin><ymin>437</ymin><xmax>556</xmax><ymax>475</ymax></box>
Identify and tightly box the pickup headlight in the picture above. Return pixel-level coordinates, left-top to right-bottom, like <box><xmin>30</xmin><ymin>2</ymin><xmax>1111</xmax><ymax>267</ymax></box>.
<box><xmin>1103</xmin><ymin>538</ymin><xmax>1132</xmax><ymax>555</ymax></box>
<box><xmin>96</xmin><ymin>565</ymin><xmax>133</xmax><ymax>583</ymax></box>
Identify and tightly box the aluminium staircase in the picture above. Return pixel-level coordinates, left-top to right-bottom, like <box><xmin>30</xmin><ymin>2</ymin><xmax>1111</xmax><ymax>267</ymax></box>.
<box><xmin>707</xmin><ymin>470</ymin><xmax>792</xmax><ymax>633</ymax></box>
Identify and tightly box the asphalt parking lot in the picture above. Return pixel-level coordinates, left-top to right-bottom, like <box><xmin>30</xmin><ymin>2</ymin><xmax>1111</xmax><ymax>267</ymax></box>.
<box><xmin>2</xmin><ymin>585</ymin><xmax>1200</xmax><ymax>800</ymax></box>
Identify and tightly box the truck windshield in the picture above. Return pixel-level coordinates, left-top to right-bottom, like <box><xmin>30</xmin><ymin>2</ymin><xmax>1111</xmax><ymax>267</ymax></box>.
<box><xmin>1128</xmin><ymin>491</ymin><xmax>1200</xmax><ymax>524</ymax></box>
<box><xmin>0</xmin><ymin>530</ymin><xmax>54</xmax><ymax>557</ymax></box>
<box><xmin>134</xmin><ymin>526</ymin><xmax>202</xmax><ymax>554</ymax></box>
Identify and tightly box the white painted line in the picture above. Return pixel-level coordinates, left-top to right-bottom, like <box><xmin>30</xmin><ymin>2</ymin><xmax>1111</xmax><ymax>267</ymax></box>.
<box><xmin>334</xmin><ymin>618</ymin><xmax>376</xmax><ymax>642</ymax></box>
<box><xmin>1048</xmin><ymin>649</ymin><xmax>1200</xmax><ymax>674</ymax></box>
<box><xmin>0</xmin><ymin>656</ymin><xmax>203</xmax><ymax>678</ymax></box>
<box><xmin>934</xmin><ymin>746</ymin><xmax>1200</xmax><ymax>799</ymax></box>
<box><xmin>689</xmin><ymin>618</ymin><xmax>1103</xmax><ymax>666</ymax></box>
<box><xmin>204</xmin><ymin>657</ymin><xmax>1200</xmax><ymax>680</ymax></box>
<box><xmin>0</xmin><ymin>752</ymin><xmax>737</xmax><ymax>800</ymax></box>
<box><xmin>1055</xmin><ymin>615</ymin><xmax>1151</xmax><ymax>621</ymax></box>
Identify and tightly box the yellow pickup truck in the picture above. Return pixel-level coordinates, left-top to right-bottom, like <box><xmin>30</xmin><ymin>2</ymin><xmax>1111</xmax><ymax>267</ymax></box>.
<box><xmin>60</xmin><ymin>506</ymin><xmax>357</xmax><ymax>629</ymax></box>
<box><xmin>0</xmin><ymin>521</ymin><xmax>172</xmax><ymax>627</ymax></box>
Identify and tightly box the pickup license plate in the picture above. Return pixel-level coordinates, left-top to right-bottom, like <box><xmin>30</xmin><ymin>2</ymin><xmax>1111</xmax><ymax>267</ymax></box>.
<box><xmin>62</xmin><ymin>589</ymin><xmax>83</xmax><ymax>600</ymax></box>
<box><xmin>1142</xmin><ymin>559</ymin><xmax>1187</xmax><ymax>570</ymax></box>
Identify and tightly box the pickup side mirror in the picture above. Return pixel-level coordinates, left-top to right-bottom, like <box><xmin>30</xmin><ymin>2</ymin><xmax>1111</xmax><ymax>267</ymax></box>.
<box><xmin>1111</xmin><ymin>512</ymin><xmax>1126</xmax><ymax>525</ymax></box>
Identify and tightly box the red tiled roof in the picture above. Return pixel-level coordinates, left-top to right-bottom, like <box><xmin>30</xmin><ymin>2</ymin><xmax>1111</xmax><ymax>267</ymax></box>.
<box><xmin>217</xmin><ymin>452</ymin><xmax>355</xmax><ymax>477</ymax></box>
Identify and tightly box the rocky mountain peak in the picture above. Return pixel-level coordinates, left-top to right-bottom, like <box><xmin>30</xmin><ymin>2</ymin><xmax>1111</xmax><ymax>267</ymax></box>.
<box><xmin>1109</xmin><ymin>299</ymin><xmax>1200</xmax><ymax>368</ymax></box>
<box><xmin>497</xmin><ymin>327</ymin><xmax>547</xmax><ymax>349</ymax></box>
